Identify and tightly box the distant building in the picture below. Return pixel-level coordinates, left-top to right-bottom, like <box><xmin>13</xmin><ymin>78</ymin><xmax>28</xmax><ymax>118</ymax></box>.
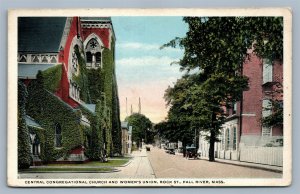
<box><xmin>199</xmin><ymin>51</ymin><xmax>283</xmax><ymax>166</ymax></box>
<box><xmin>121</xmin><ymin>122</ymin><xmax>132</xmax><ymax>155</ymax></box>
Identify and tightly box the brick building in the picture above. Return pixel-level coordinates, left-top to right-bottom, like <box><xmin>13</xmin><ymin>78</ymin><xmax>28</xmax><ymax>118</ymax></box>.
<box><xmin>199</xmin><ymin>51</ymin><xmax>283</xmax><ymax>166</ymax></box>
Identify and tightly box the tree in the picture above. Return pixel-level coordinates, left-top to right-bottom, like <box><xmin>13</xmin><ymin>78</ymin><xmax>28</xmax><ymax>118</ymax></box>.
<box><xmin>125</xmin><ymin>113</ymin><xmax>153</xmax><ymax>146</ymax></box>
<box><xmin>162</xmin><ymin>17</ymin><xmax>283</xmax><ymax>161</ymax></box>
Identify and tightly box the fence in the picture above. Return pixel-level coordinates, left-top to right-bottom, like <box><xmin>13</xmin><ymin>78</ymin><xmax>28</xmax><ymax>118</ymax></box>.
<box><xmin>239</xmin><ymin>146</ymin><xmax>283</xmax><ymax>166</ymax></box>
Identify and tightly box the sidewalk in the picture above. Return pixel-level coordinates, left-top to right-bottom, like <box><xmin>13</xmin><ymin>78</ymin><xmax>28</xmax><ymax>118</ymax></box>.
<box><xmin>175</xmin><ymin>152</ymin><xmax>282</xmax><ymax>173</ymax></box>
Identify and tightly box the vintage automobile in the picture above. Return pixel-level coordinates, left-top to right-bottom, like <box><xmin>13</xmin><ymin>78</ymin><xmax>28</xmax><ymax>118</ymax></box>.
<box><xmin>165</xmin><ymin>148</ymin><xmax>175</xmax><ymax>155</ymax></box>
<box><xmin>185</xmin><ymin>146</ymin><xmax>200</xmax><ymax>159</ymax></box>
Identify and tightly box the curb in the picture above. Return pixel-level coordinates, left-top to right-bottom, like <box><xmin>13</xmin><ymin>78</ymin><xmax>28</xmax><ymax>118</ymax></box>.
<box><xmin>198</xmin><ymin>157</ymin><xmax>283</xmax><ymax>173</ymax></box>
<box><xmin>174</xmin><ymin>153</ymin><xmax>282</xmax><ymax>173</ymax></box>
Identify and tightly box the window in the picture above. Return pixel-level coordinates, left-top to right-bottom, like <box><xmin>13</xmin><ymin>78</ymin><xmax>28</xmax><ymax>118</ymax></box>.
<box><xmin>86</xmin><ymin>52</ymin><xmax>92</xmax><ymax>64</ymax></box>
<box><xmin>263</xmin><ymin>59</ymin><xmax>273</xmax><ymax>84</ymax></box>
<box><xmin>262</xmin><ymin>127</ymin><xmax>272</xmax><ymax>136</ymax></box>
<box><xmin>55</xmin><ymin>123</ymin><xmax>62</xmax><ymax>147</ymax></box>
<box><xmin>70</xmin><ymin>80</ymin><xmax>80</xmax><ymax>101</ymax></box>
<box><xmin>233</xmin><ymin>127</ymin><xmax>237</xmax><ymax>150</ymax></box>
<box><xmin>85</xmin><ymin>38</ymin><xmax>102</xmax><ymax>69</ymax></box>
<box><xmin>95</xmin><ymin>52</ymin><xmax>101</xmax><ymax>66</ymax></box>
<box><xmin>233</xmin><ymin>102</ymin><xmax>237</xmax><ymax>114</ymax></box>
<box><xmin>226</xmin><ymin>128</ymin><xmax>230</xmax><ymax>150</ymax></box>
<box><xmin>71</xmin><ymin>51</ymin><xmax>78</xmax><ymax>72</ymax></box>
<box><xmin>32</xmin><ymin>136</ymin><xmax>40</xmax><ymax>155</ymax></box>
<box><xmin>262</xmin><ymin>99</ymin><xmax>272</xmax><ymax>117</ymax></box>
<box><xmin>262</xmin><ymin>99</ymin><xmax>272</xmax><ymax>136</ymax></box>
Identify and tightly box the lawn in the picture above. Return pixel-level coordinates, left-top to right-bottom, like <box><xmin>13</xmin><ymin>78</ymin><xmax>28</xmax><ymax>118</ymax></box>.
<box><xmin>20</xmin><ymin>167</ymin><xmax>114</xmax><ymax>172</ymax></box>
<box><xmin>19</xmin><ymin>158</ymin><xmax>130</xmax><ymax>173</ymax></box>
<box><xmin>46</xmin><ymin>158</ymin><xmax>130</xmax><ymax>167</ymax></box>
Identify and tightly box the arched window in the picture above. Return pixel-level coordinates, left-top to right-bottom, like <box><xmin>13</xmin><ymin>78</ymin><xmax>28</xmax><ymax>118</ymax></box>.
<box><xmin>55</xmin><ymin>123</ymin><xmax>62</xmax><ymax>147</ymax></box>
<box><xmin>95</xmin><ymin>52</ymin><xmax>101</xmax><ymax>67</ymax></box>
<box><xmin>85</xmin><ymin>37</ymin><xmax>102</xmax><ymax>69</ymax></box>
<box><xmin>86</xmin><ymin>51</ymin><xmax>92</xmax><ymax>64</ymax></box>
<box><xmin>72</xmin><ymin>45</ymin><xmax>79</xmax><ymax>72</ymax></box>
<box><xmin>32</xmin><ymin>136</ymin><xmax>40</xmax><ymax>155</ymax></box>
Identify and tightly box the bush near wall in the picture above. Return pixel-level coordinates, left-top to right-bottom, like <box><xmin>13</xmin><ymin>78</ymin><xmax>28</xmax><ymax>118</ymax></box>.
<box><xmin>26</xmin><ymin>72</ymin><xmax>84</xmax><ymax>162</ymax></box>
<box><xmin>42</xmin><ymin>64</ymin><xmax>62</xmax><ymax>93</ymax></box>
<box><xmin>18</xmin><ymin>81</ymin><xmax>31</xmax><ymax>169</ymax></box>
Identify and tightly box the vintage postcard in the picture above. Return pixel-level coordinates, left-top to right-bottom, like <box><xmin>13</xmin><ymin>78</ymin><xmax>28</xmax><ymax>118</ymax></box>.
<box><xmin>7</xmin><ymin>8</ymin><xmax>292</xmax><ymax>187</ymax></box>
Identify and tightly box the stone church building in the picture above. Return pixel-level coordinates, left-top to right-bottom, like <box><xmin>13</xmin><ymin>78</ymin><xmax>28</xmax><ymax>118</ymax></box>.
<box><xmin>18</xmin><ymin>17</ymin><xmax>121</xmax><ymax>166</ymax></box>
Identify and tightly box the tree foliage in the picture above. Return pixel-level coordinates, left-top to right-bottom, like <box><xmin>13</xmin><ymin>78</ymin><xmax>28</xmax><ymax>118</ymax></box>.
<box><xmin>126</xmin><ymin>113</ymin><xmax>153</xmax><ymax>145</ymax></box>
<box><xmin>162</xmin><ymin>17</ymin><xmax>283</xmax><ymax>161</ymax></box>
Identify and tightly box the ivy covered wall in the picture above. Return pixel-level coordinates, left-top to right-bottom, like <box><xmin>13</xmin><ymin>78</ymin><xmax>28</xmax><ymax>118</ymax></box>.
<box><xmin>26</xmin><ymin>72</ymin><xmax>84</xmax><ymax>162</ymax></box>
<box><xmin>18</xmin><ymin>81</ymin><xmax>31</xmax><ymax>169</ymax></box>
<box><xmin>19</xmin><ymin>20</ymin><xmax>122</xmax><ymax>164</ymax></box>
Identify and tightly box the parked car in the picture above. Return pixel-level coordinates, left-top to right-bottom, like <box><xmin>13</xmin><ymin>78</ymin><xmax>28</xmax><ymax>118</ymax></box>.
<box><xmin>165</xmin><ymin>148</ymin><xmax>175</xmax><ymax>155</ymax></box>
<box><xmin>185</xmin><ymin>146</ymin><xmax>200</xmax><ymax>159</ymax></box>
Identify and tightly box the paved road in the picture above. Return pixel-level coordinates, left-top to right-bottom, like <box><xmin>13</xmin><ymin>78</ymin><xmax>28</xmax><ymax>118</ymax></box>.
<box><xmin>147</xmin><ymin>147</ymin><xmax>282</xmax><ymax>178</ymax></box>
<box><xmin>19</xmin><ymin>149</ymin><xmax>155</xmax><ymax>179</ymax></box>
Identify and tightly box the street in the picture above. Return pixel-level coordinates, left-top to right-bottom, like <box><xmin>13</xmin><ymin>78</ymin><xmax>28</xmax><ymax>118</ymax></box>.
<box><xmin>147</xmin><ymin>146</ymin><xmax>282</xmax><ymax>178</ymax></box>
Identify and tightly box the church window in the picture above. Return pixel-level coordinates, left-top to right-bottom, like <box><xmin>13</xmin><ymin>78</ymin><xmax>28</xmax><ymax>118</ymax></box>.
<box><xmin>86</xmin><ymin>52</ymin><xmax>92</xmax><ymax>64</ymax></box>
<box><xmin>95</xmin><ymin>52</ymin><xmax>101</xmax><ymax>66</ymax></box>
<box><xmin>71</xmin><ymin>51</ymin><xmax>78</xmax><ymax>72</ymax></box>
<box><xmin>55</xmin><ymin>123</ymin><xmax>62</xmax><ymax>147</ymax></box>
<box><xmin>85</xmin><ymin>37</ymin><xmax>102</xmax><ymax>69</ymax></box>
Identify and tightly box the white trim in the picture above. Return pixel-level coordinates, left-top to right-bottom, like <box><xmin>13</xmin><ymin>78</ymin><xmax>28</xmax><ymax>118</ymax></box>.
<box><xmin>59</xmin><ymin>17</ymin><xmax>73</xmax><ymax>51</ymax></box>
<box><xmin>18</xmin><ymin>53</ymin><xmax>59</xmax><ymax>64</ymax></box>
<box><xmin>241</xmin><ymin>113</ymin><xmax>256</xmax><ymax>117</ymax></box>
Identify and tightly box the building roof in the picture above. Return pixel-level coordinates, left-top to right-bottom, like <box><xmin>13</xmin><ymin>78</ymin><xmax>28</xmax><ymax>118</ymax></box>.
<box><xmin>18</xmin><ymin>17</ymin><xmax>67</xmax><ymax>53</ymax></box>
<box><xmin>121</xmin><ymin>121</ymin><xmax>128</xmax><ymax>129</ymax></box>
<box><xmin>80</xmin><ymin>17</ymin><xmax>111</xmax><ymax>22</ymax></box>
<box><xmin>25</xmin><ymin>115</ymin><xmax>43</xmax><ymax>129</ymax></box>
<box><xmin>18</xmin><ymin>63</ymin><xmax>56</xmax><ymax>79</ymax></box>
<box><xmin>81</xmin><ymin>103</ymin><xmax>96</xmax><ymax>114</ymax></box>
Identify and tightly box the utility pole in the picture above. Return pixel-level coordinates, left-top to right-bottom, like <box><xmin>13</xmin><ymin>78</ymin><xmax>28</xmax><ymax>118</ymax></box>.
<box><xmin>138</xmin><ymin>97</ymin><xmax>141</xmax><ymax>114</ymax></box>
<box><xmin>126</xmin><ymin>97</ymin><xmax>128</xmax><ymax>117</ymax></box>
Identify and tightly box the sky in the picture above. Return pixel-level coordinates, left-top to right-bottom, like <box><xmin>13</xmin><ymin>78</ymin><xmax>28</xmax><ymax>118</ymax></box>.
<box><xmin>112</xmin><ymin>17</ymin><xmax>188</xmax><ymax>124</ymax></box>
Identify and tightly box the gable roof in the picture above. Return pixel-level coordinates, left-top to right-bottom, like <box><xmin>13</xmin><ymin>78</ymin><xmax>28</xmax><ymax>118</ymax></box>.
<box><xmin>25</xmin><ymin>115</ymin><xmax>43</xmax><ymax>129</ymax></box>
<box><xmin>81</xmin><ymin>103</ymin><xmax>96</xmax><ymax>114</ymax></box>
<box><xmin>80</xmin><ymin>17</ymin><xmax>111</xmax><ymax>22</ymax></box>
<box><xmin>18</xmin><ymin>17</ymin><xmax>67</xmax><ymax>53</ymax></box>
<box><xmin>18</xmin><ymin>63</ymin><xmax>56</xmax><ymax>79</ymax></box>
